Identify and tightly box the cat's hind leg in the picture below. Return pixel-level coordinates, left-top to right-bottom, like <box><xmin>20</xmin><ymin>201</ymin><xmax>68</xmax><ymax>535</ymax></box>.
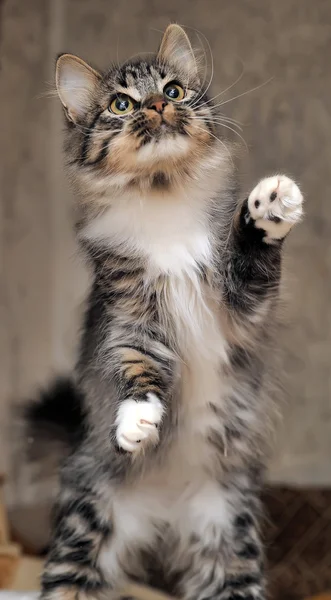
<box><xmin>41</xmin><ymin>461</ymin><xmax>158</xmax><ymax>600</ymax></box>
<box><xmin>41</xmin><ymin>485</ymin><xmax>112</xmax><ymax>600</ymax></box>
<box><xmin>171</xmin><ymin>479</ymin><xmax>264</xmax><ymax>600</ymax></box>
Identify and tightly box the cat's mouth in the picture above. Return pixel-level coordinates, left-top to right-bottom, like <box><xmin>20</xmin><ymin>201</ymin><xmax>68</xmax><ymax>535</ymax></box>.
<box><xmin>137</xmin><ymin>115</ymin><xmax>190</xmax><ymax>156</ymax></box>
<box><xmin>135</xmin><ymin>130</ymin><xmax>191</xmax><ymax>164</ymax></box>
<box><xmin>152</xmin><ymin>119</ymin><xmax>183</xmax><ymax>138</ymax></box>
<box><xmin>148</xmin><ymin>116</ymin><xmax>180</xmax><ymax>134</ymax></box>
<box><xmin>147</xmin><ymin>117</ymin><xmax>172</xmax><ymax>134</ymax></box>
<box><xmin>136</xmin><ymin>104</ymin><xmax>190</xmax><ymax>140</ymax></box>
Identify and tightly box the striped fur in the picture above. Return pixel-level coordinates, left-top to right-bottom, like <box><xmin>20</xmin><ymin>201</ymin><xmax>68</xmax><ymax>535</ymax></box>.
<box><xmin>36</xmin><ymin>25</ymin><xmax>303</xmax><ymax>600</ymax></box>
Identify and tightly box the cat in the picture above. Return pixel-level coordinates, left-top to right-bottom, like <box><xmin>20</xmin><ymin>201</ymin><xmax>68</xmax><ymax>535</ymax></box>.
<box><xmin>20</xmin><ymin>23</ymin><xmax>304</xmax><ymax>600</ymax></box>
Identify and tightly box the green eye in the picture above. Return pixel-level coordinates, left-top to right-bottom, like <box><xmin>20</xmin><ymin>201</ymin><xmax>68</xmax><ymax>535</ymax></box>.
<box><xmin>164</xmin><ymin>83</ymin><xmax>185</xmax><ymax>101</ymax></box>
<box><xmin>109</xmin><ymin>95</ymin><xmax>134</xmax><ymax>115</ymax></box>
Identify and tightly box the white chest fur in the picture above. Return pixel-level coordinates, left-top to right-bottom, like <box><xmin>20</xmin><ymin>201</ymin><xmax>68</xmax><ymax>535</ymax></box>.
<box><xmin>84</xmin><ymin>188</ymin><xmax>211</xmax><ymax>271</ymax></box>
<box><xmin>84</xmin><ymin>186</ymin><xmax>227</xmax><ymax>350</ymax></box>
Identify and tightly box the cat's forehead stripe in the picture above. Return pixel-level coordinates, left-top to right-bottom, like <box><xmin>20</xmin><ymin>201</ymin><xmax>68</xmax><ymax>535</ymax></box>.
<box><xmin>125</xmin><ymin>73</ymin><xmax>139</xmax><ymax>88</ymax></box>
<box><xmin>116</xmin><ymin>86</ymin><xmax>142</xmax><ymax>102</ymax></box>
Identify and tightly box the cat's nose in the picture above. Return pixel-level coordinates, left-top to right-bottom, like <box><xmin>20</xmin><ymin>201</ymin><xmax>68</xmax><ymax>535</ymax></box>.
<box><xmin>146</xmin><ymin>97</ymin><xmax>167</xmax><ymax>114</ymax></box>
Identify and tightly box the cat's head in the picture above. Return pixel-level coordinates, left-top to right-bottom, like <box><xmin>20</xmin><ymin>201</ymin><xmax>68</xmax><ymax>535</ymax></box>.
<box><xmin>56</xmin><ymin>24</ymin><xmax>222</xmax><ymax>189</ymax></box>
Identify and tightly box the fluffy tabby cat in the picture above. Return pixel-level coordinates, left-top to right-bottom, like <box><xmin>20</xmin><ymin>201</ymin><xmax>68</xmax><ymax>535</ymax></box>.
<box><xmin>22</xmin><ymin>24</ymin><xmax>304</xmax><ymax>600</ymax></box>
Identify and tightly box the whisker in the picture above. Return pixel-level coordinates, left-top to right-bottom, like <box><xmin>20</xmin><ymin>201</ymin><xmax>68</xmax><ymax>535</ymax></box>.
<box><xmin>125</xmin><ymin>50</ymin><xmax>155</xmax><ymax>62</ymax></box>
<box><xmin>216</xmin><ymin>122</ymin><xmax>248</xmax><ymax>151</ymax></box>
<box><xmin>209</xmin><ymin>120</ymin><xmax>243</xmax><ymax>133</ymax></box>
<box><xmin>116</xmin><ymin>31</ymin><xmax>121</xmax><ymax>70</ymax></box>
<box><xmin>189</xmin><ymin>32</ymin><xmax>210</xmax><ymax>105</ymax></box>
<box><xmin>74</xmin><ymin>126</ymin><xmax>124</xmax><ymax>138</ymax></box>
<box><xmin>192</xmin><ymin>123</ymin><xmax>235</xmax><ymax>168</ymax></box>
<box><xmin>36</xmin><ymin>84</ymin><xmax>100</xmax><ymax>100</ymax></box>
<box><xmin>208</xmin><ymin>77</ymin><xmax>274</xmax><ymax>111</ymax></box>
<box><xmin>71</xmin><ymin>123</ymin><xmax>104</xmax><ymax>134</ymax></box>
<box><xmin>190</xmin><ymin>116</ymin><xmax>243</xmax><ymax>132</ymax></box>
<box><xmin>218</xmin><ymin>114</ymin><xmax>243</xmax><ymax>125</ymax></box>
<box><xmin>36</xmin><ymin>90</ymin><xmax>59</xmax><ymax>100</ymax></box>
<box><xmin>194</xmin><ymin>63</ymin><xmax>245</xmax><ymax>110</ymax></box>
<box><xmin>210</xmin><ymin>118</ymin><xmax>243</xmax><ymax>131</ymax></box>
<box><xmin>191</xmin><ymin>120</ymin><xmax>243</xmax><ymax>134</ymax></box>
<box><xmin>183</xmin><ymin>27</ymin><xmax>214</xmax><ymax>109</ymax></box>
<box><xmin>195</xmin><ymin>119</ymin><xmax>245</xmax><ymax>150</ymax></box>
<box><xmin>212</xmin><ymin>117</ymin><xmax>243</xmax><ymax>129</ymax></box>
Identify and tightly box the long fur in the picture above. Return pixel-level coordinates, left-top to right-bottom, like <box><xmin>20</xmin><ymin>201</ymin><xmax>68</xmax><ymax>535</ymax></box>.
<box><xmin>13</xmin><ymin>25</ymin><xmax>303</xmax><ymax>600</ymax></box>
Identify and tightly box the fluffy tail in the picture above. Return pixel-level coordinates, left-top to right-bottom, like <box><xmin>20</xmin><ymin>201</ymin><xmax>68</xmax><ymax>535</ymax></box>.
<box><xmin>5</xmin><ymin>377</ymin><xmax>86</xmax><ymax>552</ymax></box>
<box><xmin>23</xmin><ymin>377</ymin><xmax>86</xmax><ymax>449</ymax></box>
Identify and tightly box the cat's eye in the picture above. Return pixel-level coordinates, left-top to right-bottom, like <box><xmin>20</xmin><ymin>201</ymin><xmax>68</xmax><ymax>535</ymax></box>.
<box><xmin>109</xmin><ymin>95</ymin><xmax>134</xmax><ymax>115</ymax></box>
<box><xmin>163</xmin><ymin>83</ymin><xmax>185</xmax><ymax>102</ymax></box>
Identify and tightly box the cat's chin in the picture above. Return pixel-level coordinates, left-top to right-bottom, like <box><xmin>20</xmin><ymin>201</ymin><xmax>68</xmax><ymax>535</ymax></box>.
<box><xmin>135</xmin><ymin>133</ymin><xmax>191</xmax><ymax>165</ymax></box>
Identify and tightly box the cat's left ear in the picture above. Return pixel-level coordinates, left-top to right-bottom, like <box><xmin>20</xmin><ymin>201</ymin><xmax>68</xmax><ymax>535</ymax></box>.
<box><xmin>157</xmin><ymin>24</ymin><xmax>199</xmax><ymax>81</ymax></box>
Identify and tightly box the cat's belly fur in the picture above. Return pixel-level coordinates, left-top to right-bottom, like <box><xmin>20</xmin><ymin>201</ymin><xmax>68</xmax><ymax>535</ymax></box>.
<box><xmin>100</xmin><ymin>276</ymin><xmax>231</xmax><ymax>581</ymax></box>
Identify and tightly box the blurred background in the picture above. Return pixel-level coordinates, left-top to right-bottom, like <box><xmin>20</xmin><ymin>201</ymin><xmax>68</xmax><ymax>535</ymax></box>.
<box><xmin>1</xmin><ymin>0</ymin><xmax>331</xmax><ymax>598</ymax></box>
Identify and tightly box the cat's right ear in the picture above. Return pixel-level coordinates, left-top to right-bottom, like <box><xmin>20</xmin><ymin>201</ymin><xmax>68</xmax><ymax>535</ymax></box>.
<box><xmin>56</xmin><ymin>54</ymin><xmax>101</xmax><ymax>123</ymax></box>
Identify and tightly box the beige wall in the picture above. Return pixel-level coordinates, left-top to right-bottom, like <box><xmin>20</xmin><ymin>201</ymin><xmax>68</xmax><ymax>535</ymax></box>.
<box><xmin>1</xmin><ymin>0</ymin><xmax>331</xmax><ymax>484</ymax></box>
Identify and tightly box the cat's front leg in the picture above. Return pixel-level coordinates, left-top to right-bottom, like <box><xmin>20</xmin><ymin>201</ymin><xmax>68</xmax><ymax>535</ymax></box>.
<box><xmin>116</xmin><ymin>391</ymin><xmax>164</xmax><ymax>452</ymax></box>
<box><xmin>109</xmin><ymin>340</ymin><xmax>176</xmax><ymax>453</ymax></box>
<box><xmin>223</xmin><ymin>175</ymin><xmax>303</xmax><ymax>320</ymax></box>
<box><xmin>245</xmin><ymin>175</ymin><xmax>303</xmax><ymax>243</ymax></box>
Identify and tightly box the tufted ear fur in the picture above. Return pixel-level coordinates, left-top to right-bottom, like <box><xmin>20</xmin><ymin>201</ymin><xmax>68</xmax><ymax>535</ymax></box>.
<box><xmin>55</xmin><ymin>54</ymin><xmax>101</xmax><ymax>122</ymax></box>
<box><xmin>157</xmin><ymin>24</ymin><xmax>198</xmax><ymax>80</ymax></box>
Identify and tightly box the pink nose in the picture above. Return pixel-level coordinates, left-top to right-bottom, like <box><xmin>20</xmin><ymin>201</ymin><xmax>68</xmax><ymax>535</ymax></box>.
<box><xmin>149</xmin><ymin>100</ymin><xmax>167</xmax><ymax>114</ymax></box>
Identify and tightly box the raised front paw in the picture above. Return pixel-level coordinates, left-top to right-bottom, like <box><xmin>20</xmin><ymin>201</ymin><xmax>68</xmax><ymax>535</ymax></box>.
<box><xmin>115</xmin><ymin>394</ymin><xmax>164</xmax><ymax>452</ymax></box>
<box><xmin>247</xmin><ymin>175</ymin><xmax>303</xmax><ymax>242</ymax></box>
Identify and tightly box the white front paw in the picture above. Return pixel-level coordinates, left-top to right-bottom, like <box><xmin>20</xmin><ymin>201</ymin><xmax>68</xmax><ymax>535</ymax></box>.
<box><xmin>248</xmin><ymin>175</ymin><xmax>303</xmax><ymax>242</ymax></box>
<box><xmin>115</xmin><ymin>393</ymin><xmax>164</xmax><ymax>452</ymax></box>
